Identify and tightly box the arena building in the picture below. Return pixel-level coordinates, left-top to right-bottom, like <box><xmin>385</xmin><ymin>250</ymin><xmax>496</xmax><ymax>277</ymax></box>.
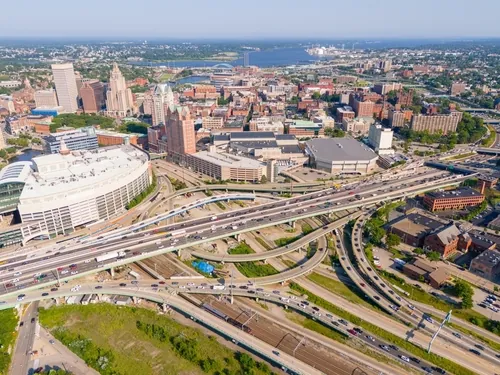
<box><xmin>305</xmin><ymin>138</ymin><xmax>378</xmax><ymax>175</ymax></box>
<box><xmin>8</xmin><ymin>145</ymin><xmax>150</xmax><ymax>235</ymax></box>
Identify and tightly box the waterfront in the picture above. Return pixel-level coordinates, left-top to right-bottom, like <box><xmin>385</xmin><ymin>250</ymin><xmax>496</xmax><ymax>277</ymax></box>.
<box><xmin>9</xmin><ymin>149</ymin><xmax>42</xmax><ymax>163</ymax></box>
<box><xmin>132</xmin><ymin>47</ymin><xmax>320</xmax><ymax>68</ymax></box>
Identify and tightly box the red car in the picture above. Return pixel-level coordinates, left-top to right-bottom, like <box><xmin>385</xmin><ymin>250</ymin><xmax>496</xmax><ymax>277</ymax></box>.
<box><xmin>57</xmin><ymin>267</ymin><xmax>64</xmax><ymax>271</ymax></box>
<box><xmin>360</xmin><ymin>283</ymin><xmax>366</xmax><ymax>287</ymax></box>
<box><xmin>347</xmin><ymin>329</ymin><xmax>358</xmax><ymax>336</ymax></box>
<box><xmin>159</xmin><ymin>281</ymin><xmax>166</xmax><ymax>285</ymax></box>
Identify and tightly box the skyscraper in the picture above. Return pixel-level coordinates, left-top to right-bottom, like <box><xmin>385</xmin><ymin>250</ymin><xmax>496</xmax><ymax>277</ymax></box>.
<box><xmin>106</xmin><ymin>63</ymin><xmax>134</xmax><ymax>118</ymax></box>
<box><xmin>165</xmin><ymin>105</ymin><xmax>196</xmax><ymax>157</ymax></box>
<box><xmin>51</xmin><ymin>63</ymin><xmax>79</xmax><ymax>113</ymax></box>
<box><xmin>149</xmin><ymin>84</ymin><xmax>174</xmax><ymax>126</ymax></box>
<box><xmin>80</xmin><ymin>80</ymin><xmax>105</xmax><ymax>113</ymax></box>
<box><xmin>243</xmin><ymin>52</ymin><xmax>250</xmax><ymax>67</ymax></box>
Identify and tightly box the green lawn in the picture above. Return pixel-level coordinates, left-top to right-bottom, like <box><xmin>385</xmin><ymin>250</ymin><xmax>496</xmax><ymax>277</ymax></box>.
<box><xmin>274</xmin><ymin>236</ymin><xmax>300</xmax><ymax>247</ymax></box>
<box><xmin>235</xmin><ymin>262</ymin><xmax>279</xmax><ymax>278</ymax></box>
<box><xmin>228</xmin><ymin>242</ymin><xmax>255</xmax><ymax>255</ymax></box>
<box><xmin>289</xmin><ymin>283</ymin><xmax>476</xmax><ymax>375</ymax></box>
<box><xmin>307</xmin><ymin>273</ymin><xmax>381</xmax><ymax>311</ymax></box>
<box><xmin>0</xmin><ymin>309</ymin><xmax>18</xmax><ymax>375</ymax></box>
<box><xmin>39</xmin><ymin>304</ymin><xmax>274</xmax><ymax>375</ymax></box>
<box><xmin>159</xmin><ymin>73</ymin><xmax>174</xmax><ymax>81</ymax></box>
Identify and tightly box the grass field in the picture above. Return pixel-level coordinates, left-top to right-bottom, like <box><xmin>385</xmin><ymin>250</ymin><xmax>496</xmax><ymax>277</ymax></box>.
<box><xmin>228</xmin><ymin>242</ymin><xmax>255</xmax><ymax>255</ymax></box>
<box><xmin>0</xmin><ymin>309</ymin><xmax>18</xmax><ymax>375</ymax></box>
<box><xmin>39</xmin><ymin>304</ymin><xmax>274</xmax><ymax>375</ymax></box>
<box><xmin>159</xmin><ymin>73</ymin><xmax>174</xmax><ymax>81</ymax></box>
<box><xmin>235</xmin><ymin>261</ymin><xmax>279</xmax><ymax>278</ymax></box>
<box><xmin>307</xmin><ymin>273</ymin><xmax>381</xmax><ymax>311</ymax></box>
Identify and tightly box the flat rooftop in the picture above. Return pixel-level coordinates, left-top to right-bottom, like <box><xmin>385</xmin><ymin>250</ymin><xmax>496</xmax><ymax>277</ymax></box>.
<box><xmin>426</xmin><ymin>187</ymin><xmax>483</xmax><ymax>200</ymax></box>
<box><xmin>471</xmin><ymin>249</ymin><xmax>500</xmax><ymax>268</ymax></box>
<box><xmin>388</xmin><ymin>213</ymin><xmax>445</xmax><ymax>237</ymax></box>
<box><xmin>20</xmin><ymin>145</ymin><xmax>149</xmax><ymax>200</ymax></box>
<box><xmin>305</xmin><ymin>138</ymin><xmax>378</xmax><ymax>162</ymax></box>
<box><xmin>192</xmin><ymin>151</ymin><xmax>265</xmax><ymax>169</ymax></box>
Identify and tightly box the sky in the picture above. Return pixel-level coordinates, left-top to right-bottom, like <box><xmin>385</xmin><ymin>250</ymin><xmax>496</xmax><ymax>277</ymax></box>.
<box><xmin>1</xmin><ymin>0</ymin><xmax>499</xmax><ymax>39</ymax></box>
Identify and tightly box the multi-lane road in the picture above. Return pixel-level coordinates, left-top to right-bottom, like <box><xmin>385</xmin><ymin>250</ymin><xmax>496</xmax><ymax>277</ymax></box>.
<box><xmin>0</xmin><ymin>169</ymin><xmax>467</xmax><ymax>298</ymax></box>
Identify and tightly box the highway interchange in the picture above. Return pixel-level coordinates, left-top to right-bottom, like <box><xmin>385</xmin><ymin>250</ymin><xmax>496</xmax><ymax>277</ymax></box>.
<box><xmin>2</xmin><ymin>163</ymin><xmax>500</xmax><ymax>375</ymax></box>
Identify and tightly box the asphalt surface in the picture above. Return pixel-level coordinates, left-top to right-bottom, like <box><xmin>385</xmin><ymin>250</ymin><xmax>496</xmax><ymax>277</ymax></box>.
<box><xmin>0</xmin><ymin>170</ymin><xmax>467</xmax><ymax>298</ymax></box>
<box><xmin>10</xmin><ymin>301</ymin><xmax>39</xmax><ymax>375</ymax></box>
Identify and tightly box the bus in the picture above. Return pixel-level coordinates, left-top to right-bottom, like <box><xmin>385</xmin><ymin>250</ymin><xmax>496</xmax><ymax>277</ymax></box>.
<box><xmin>171</xmin><ymin>229</ymin><xmax>186</xmax><ymax>238</ymax></box>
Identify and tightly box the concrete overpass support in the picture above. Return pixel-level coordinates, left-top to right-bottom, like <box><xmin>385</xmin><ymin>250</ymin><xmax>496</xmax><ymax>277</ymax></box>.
<box><xmin>288</xmin><ymin>221</ymin><xmax>296</xmax><ymax>229</ymax></box>
<box><xmin>109</xmin><ymin>267</ymin><xmax>115</xmax><ymax>278</ymax></box>
<box><xmin>176</xmin><ymin>249</ymin><xmax>182</xmax><ymax>258</ymax></box>
<box><xmin>162</xmin><ymin>303</ymin><xmax>168</xmax><ymax>313</ymax></box>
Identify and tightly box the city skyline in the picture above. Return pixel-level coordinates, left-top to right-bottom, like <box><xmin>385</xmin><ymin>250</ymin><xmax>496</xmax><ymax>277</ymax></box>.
<box><xmin>1</xmin><ymin>0</ymin><xmax>500</xmax><ymax>39</ymax></box>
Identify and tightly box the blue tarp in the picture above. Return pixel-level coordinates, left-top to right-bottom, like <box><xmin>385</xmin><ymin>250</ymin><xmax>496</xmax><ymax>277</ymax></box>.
<box><xmin>192</xmin><ymin>261</ymin><xmax>214</xmax><ymax>274</ymax></box>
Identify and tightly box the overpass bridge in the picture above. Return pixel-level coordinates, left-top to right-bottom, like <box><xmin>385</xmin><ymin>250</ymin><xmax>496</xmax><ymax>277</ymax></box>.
<box><xmin>0</xmin><ymin>171</ymin><xmax>468</xmax><ymax>298</ymax></box>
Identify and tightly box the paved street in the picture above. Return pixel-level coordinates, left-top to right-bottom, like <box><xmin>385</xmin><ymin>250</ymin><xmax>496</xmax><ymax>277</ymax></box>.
<box><xmin>10</xmin><ymin>302</ymin><xmax>38</xmax><ymax>375</ymax></box>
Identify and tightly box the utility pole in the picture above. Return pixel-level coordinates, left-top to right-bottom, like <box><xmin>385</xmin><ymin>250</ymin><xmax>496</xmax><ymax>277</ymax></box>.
<box><xmin>293</xmin><ymin>337</ymin><xmax>306</xmax><ymax>357</ymax></box>
<box><xmin>428</xmin><ymin>310</ymin><xmax>452</xmax><ymax>353</ymax></box>
<box><xmin>242</xmin><ymin>311</ymin><xmax>257</xmax><ymax>332</ymax></box>
<box><xmin>230</xmin><ymin>270</ymin><xmax>234</xmax><ymax>304</ymax></box>
<box><xmin>55</xmin><ymin>268</ymin><xmax>61</xmax><ymax>287</ymax></box>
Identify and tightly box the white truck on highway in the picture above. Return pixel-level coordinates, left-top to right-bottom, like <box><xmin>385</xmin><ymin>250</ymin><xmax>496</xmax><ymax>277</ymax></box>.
<box><xmin>95</xmin><ymin>251</ymin><xmax>125</xmax><ymax>263</ymax></box>
<box><xmin>212</xmin><ymin>284</ymin><xmax>225</xmax><ymax>290</ymax></box>
<box><xmin>211</xmin><ymin>216</ymin><xmax>218</xmax><ymax>221</ymax></box>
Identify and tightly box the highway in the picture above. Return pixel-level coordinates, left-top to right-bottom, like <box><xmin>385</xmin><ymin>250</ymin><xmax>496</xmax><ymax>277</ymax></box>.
<box><xmin>0</xmin><ymin>169</ymin><xmax>467</xmax><ymax>297</ymax></box>
<box><xmin>0</xmin><ymin>280</ymin><xmax>443</xmax><ymax>374</ymax></box>
<box><xmin>348</xmin><ymin>212</ymin><xmax>500</xmax><ymax>371</ymax></box>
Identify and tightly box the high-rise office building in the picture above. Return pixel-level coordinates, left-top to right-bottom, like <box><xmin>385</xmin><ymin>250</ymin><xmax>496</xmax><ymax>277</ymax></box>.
<box><xmin>243</xmin><ymin>52</ymin><xmax>250</xmax><ymax>67</ymax></box>
<box><xmin>368</xmin><ymin>124</ymin><xmax>394</xmax><ymax>155</ymax></box>
<box><xmin>44</xmin><ymin>127</ymin><xmax>99</xmax><ymax>154</ymax></box>
<box><xmin>147</xmin><ymin>84</ymin><xmax>174</xmax><ymax>126</ymax></box>
<box><xmin>165</xmin><ymin>106</ymin><xmax>196</xmax><ymax>157</ymax></box>
<box><xmin>106</xmin><ymin>63</ymin><xmax>134</xmax><ymax>118</ymax></box>
<box><xmin>80</xmin><ymin>80</ymin><xmax>105</xmax><ymax>113</ymax></box>
<box><xmin>51</xmin><ymin>63</ymin><xmax>79</xmax><ymax>113</ymax></box>
<box><xmin>34</xmin><ymin>89</ymin><xmax>58</xmax><ymax>107</ymax></box>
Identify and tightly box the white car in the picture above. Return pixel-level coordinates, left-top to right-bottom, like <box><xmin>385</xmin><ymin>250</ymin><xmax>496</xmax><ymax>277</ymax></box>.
<box><xmin>399</xmin><ymin>355</ymin><xmax>410</xmax><ymax>362</ymax></box>
<box><xmin>33</xmin><ymin>273</ymin><xmax>41</xmax><ymax>278</ymax></box>
<box><xmin>61</xmin><ymin>270</ymin><xmax>69</xmax><ymax>275</ymax></box>
<box><xmin>14</xmin><ymin>272</ymin><xmax>22</xmax><ymax>276</ymax></box>
<box><xmin>84</xmin><ymin>259</ymin><xmax>92</xmax><ymax>263</ymax></box>
<box><xmin>12</xmin><ymin>278</ymin><xmax>19</xmax><ymax>283</ymax></box>
<box><xmin>71</xmin><ymin>271</ymin><xmax>78</xmax><ymax>275</ymax></box>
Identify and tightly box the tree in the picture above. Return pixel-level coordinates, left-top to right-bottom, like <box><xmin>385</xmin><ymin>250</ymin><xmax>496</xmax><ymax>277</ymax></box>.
<box><xmin>260</xmin><ymin>175</ymin><xmax>268</xmax><ymax>184</ymax></box>
<box><xmin>453</xmin><ymin>279</ymin><xmax>474</xmax><ymax>309</ymax></box>
<box><xmin>413</xmin><ymin>248</ymin><xmax>424</xmax><ymax>255</ymax></box>
<box><xmin>311</xmin><ymin>92</ymin><xmax>321</xmax><ymax>100</ymax></box>
<box><xmin>426</xmin><ymin>251</ymin><xmax>441</xmax><ymax>262</ymax></box>
<box><xmin>386</xmin><ymin>233</ymin><xmax>401</xmax><ymax>248</ymax></box>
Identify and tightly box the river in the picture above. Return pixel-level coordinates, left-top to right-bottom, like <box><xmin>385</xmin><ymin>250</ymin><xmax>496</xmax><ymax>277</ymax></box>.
<box><xmin>9</xmin><ymin>149</ymin><xmax>42</xmax><ymax>163</ymax></box>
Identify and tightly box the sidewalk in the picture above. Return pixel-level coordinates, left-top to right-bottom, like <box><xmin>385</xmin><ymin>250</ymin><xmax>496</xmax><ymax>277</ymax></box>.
<box><xmin>30</xmin><ymin>327</ymin><xmax>99</xmax><ymax>375</ymax></box>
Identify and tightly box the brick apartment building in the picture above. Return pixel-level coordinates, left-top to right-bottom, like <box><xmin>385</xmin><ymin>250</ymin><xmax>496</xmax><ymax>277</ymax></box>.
<box><xmin>423</xmin><ymin>188</ymin><xmax>485</xmax><ymax>212</ymax></box>
<box><xmin>349</xmin><ymin>93</ymin><xmax>374</xmax><ymax>118</ymax></box>
<box><xmin>410</xmin><ymin>114</ymin><xmax>460</xmax><ymax>135</ymax></box>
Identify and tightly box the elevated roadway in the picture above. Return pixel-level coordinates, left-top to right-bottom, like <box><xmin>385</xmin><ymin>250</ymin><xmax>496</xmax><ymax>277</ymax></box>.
<box><xmin>191</xmin><ymin>213</ymin><xmax>359</xmax><ymax>262</ymax></box>
<box><xmin>0</xmin><ymin>171</ymin><xmax>469</xmax><ymax>297</ymax></box>
<box><xmin>0</xmin><ymin>281</ymin><xmax>436</xmax><ymax>374</ymax></box>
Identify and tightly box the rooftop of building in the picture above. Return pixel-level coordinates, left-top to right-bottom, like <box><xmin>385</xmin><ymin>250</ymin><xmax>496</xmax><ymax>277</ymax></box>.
<box><xmin>432</xmin><ymin>224</ymin><xmax>461</xmax><ymax>245</ymax></box>
<box><xmin>95</xmin><ymin>129</ymin><xmax>143</xmax><ymax>138</ymax></box>
<box><xmin>276</xmin><ymin>134</ymin><xmax>296</xmax><ymax>140</ymax></box>
<box><xmin>337</xmin><ymin>106</ymin><xmax>354</xmax><ymax>113</ymax></box>
<box><xmin>232</xmin><ymin>141</ymin><xmax>279</xmax><ymax>149</ymax></box>
<box><xmin>429</xmin><ymin>268</ymin><xmax>449</xmax><ymax>284</ymax></box>
<box><xmin>285</xmin><ymin>119</ymin><xmax>321</xmax><ymax>129</ymax></box>
<box><xmin>18</xmin><ymin>145</ymin><xmax>149</xmax><ymax>200</ymax></box>
<box><xmin>191</xmin><ymin>151</ymin><xmax>265</xmax><ymax>169</ymax></box>
<box><xmin>0</xmin><ymin>162</ymin><xmax>33</xmax><ymax>185</ymax></box>
<box><xmin>426</xmin><ymin>187</ymin><xmax>484</xmax><ymax>200</ymax></box>
<box><xmin>471</xmin><ymin>249</ymin><xmax>500</xmax><ymax>269</ymax></box>
<box><xmin>230</xmin><ymin>131</ymin><xmax>275</xmax><ymax>139</ymax></box>
<box><xmin>305</xmin><ymin>138</ymin><xmax>378</xmax><ymax>162</ymax></box>
<box><xmin>412</xmin><ymin>259</ymin><xmax>437</xmax><ymax>274</ymax></box>
<box><xmin>388</xmin><ymin>212</ymin><xmax>445</xmax><ymax>237</ymax></box>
